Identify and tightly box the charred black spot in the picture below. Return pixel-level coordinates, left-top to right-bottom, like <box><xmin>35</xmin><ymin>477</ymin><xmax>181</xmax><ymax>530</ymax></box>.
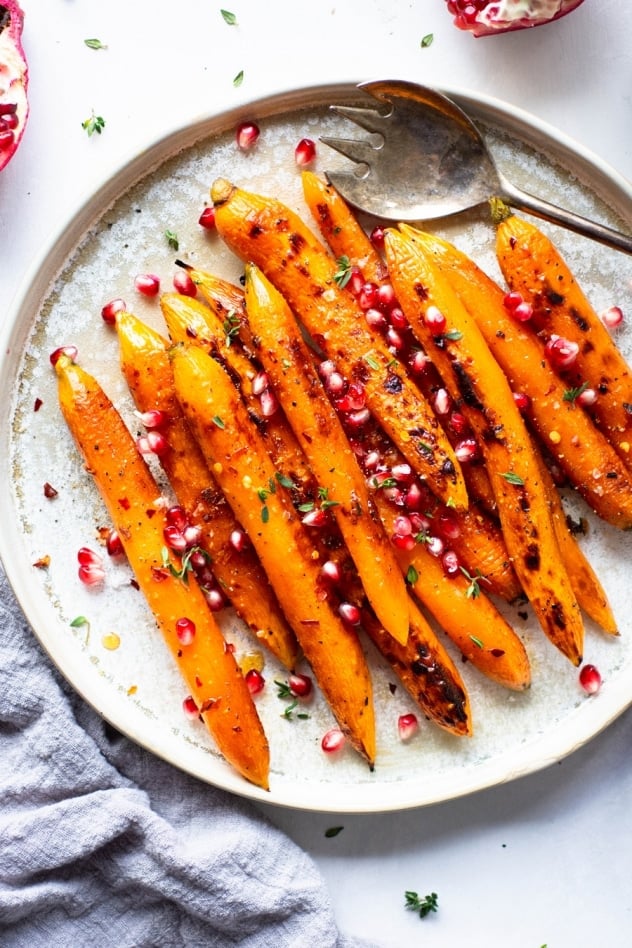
<box><xmin>524</xmin><ymin>543</ymin><xmax>540</xmax><ymax>571</ymax></box>
<box><xmin>383</xmin><ymin>372</ymin><xmax>403</xmax><ymax>394</ymax></box>
<box><xmin>248</xmin><ymin>224</ymin><xmax>263</xmax><ymax>238</ymax></box>
<box><xmin>452</xmin><ymin>361</ymin><xmax>484</xmax><ymax>411</ymax></box>
<box><xmin>551</xmin><ymin>602</ymin><xmax>567</xmax><ymax>630</ymax></box>
<box><xmin>599</xmin><ymin>383</ymin><xmax>610</xmax><ymax>395</ymax></box>
<box><xmin>414</xmin><ymin>283</ymin><xmax>429</xmax><ymax>300</ymax></box>
<box><xmin>582</xmin><ymin>340</ymin><xmax>595</xmax><ymax>355</ymax></box>
<box><xmin>547</xmin><ymin>290</ymin><xmax>565</xmax><ymax>306</ymax></box>
<box><xmin>441</xmin><ymin>458</ymin><xmax>456</xmax><ymax>476</ymax></box>
<box><xmin>570</xmin><ymin>309</ymin><xmax>589</xmax><ymax>332</ymax></box>
<box><xmin>606</xmin><ymin>471</ymin><xmax>619</xmax><ymax>479</ymax></box>
<box><xmin>623</xmin><ymin>403</ymin><xmax>632</xmax><ymax>415</ymax></box>
<box><xmin>289</xmin><ymin>232</ymin><xmax>306</xmax><ymax>254</ymax></box>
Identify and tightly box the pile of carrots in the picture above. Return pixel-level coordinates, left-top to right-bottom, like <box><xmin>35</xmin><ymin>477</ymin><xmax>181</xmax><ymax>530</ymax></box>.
<box><xmin>54</xmin><ymin>170</ymin><xmax>629</xmax><ymax>790</ymax></box>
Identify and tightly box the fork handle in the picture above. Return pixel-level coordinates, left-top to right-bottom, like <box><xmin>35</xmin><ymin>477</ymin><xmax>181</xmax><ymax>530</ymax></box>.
<box><xmin>497</xmin><ymin>177</ymin><xmax>632</xmax><ymax>256</ymax></box>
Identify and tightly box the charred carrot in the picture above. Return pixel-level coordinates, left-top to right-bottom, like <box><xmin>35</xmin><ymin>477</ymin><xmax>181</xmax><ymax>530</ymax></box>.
<box><xmin>54</xmin><ymin>353</ymin><xmax>270</xmax><ymax>789</ymax></box>
<box><xmin>211</xmin><ymin>178</ymin><xmax>469</xmax><ymax>511</ymax></box>
<box><xmin>113</xmin><ymin>310</ymin><xmax>301</xmax><ymax>670</ymax></box>
<box><xmin>243</xmin><ymin>262</ymin><xmax>410</xmax><ymax>646</ymax></box>
<box><xmin>170</xmin><ymin>342</ymin><xmax>376</xmax><ymax>764</ymax></box>
<box><xmin>385</xmin><ymin>225</ymin><xmax>584</xmax><ymax>666</ymax></box>
<box><xmin>495</xmin><ymin>209</ymin><xmax>632</xmax><ymax>471</ymax></box>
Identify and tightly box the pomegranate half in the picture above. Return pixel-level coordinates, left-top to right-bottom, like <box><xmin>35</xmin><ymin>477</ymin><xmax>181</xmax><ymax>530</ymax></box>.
<box><xmin>446</xmin><ymin>0</ymin><xmax>585</xmax><ymax>37</ymax></box>
<box><xmin>0</xmin><ymin>0</ymin><xmax>28</xmax><ymax>172</ymax></box>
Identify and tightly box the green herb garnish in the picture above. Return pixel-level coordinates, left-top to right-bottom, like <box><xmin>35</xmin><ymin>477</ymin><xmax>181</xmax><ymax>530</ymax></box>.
<box><xmin>405</xmin><ymin>890</ymin><xmax>439</xmax><ymax>919</ymax></box>
<box><xmin>333</xmin><ymin>255</ymin><xmax>352</xmax><ymax>288</ymax></box>
<box><xmin>84</xmin><ymin>38</ymin><xmax>108</xmax><ymax>50</ymax></box>
<box><xmin>221</xmin><ymin>9</ymin><xmax>238</xmax><ymax>25</ymax></box>
<box><xmin>82</xmin><ymin>111</ymin><xmax>105</xmax><ymax>137</ymax></box>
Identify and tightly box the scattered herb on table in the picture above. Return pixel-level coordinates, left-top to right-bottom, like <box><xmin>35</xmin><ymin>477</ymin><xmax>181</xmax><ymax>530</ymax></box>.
<box><xmin>325</xmin><ymin>825</ymin><xmax>344</xmax><ymax>838</ymax></box>
<box><xmin>405</xmin><ymin>890</ymin><xmax>439</xmax><ymax>918</ymax></box>
<box><xmin>165</xmin><ymin>230</ymin><xmax>179</xmax><ymax>251</ymax></box>
<box><xmin>82</xmin><ymin>111</ymin><xmax>105</xmax><ymax>137</ymax></box>
<box><xmin>84</xmin><ymin>38</ymin><xmax>108</xmax><ymax>50</ymax></box>
<box><xmin>233</xmin><ymin>70</ymin><xmax>244</xmax><ymax>87</ymax></box>
<box><xmin>420</xmin><ymin>33</ymin><xmax>434</xmax><ymax>48</ymax></box>
<box><xmin>220</xmin><ymin>9</ymin><xmax>238</xmax><ymax>25</ymax></box>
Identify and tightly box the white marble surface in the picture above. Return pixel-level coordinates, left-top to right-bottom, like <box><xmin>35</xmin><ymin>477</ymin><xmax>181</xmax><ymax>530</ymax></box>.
<box><xmin>2</xmin><ymin>2</ymin><xmax>632</xmax><ymax>945</ymax></box>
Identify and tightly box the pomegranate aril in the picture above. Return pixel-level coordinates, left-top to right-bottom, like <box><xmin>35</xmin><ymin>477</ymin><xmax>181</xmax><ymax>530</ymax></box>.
<box><xmin>302</xmin><ymin>508</ymin><xmax>328</xmax><ymax>528</ymax></box>
<box><xmin>78</xmin><ymin>546</ymin><xmax>103</xmax><ymax>567</ymax></box>
<box><xmin>369</xmin><ymin>226</ymin><xmax>385</xmax><ymax>249</ymax></box>
<box><xmin>545</xmin><ymin>335</ymin><xmax>579</xmax><ymax>370</ymax></box>
<box><xmin>513</xmin><ymin>391</ymin><xmax>531</xmax><ymax>412</ymax></box>
<box><xmin>106</xmin><ymin>529</ymin><xmax>124</xmax><ymax>557</ymax></box>
<box><xmin>295</xmin><ymin>137</ymin><xmax>316</xmax><ymax>166</ymax></box>
<box><xmin>442</xmin><ymin>549</ymin><xmax>460</xmax><ymax>578</ymax></box>
<box><xmin>365</xmin><ymin>308</ymin><xmax>387</xmax><ymax>330</ymax></box>
<box><xmin>229</xmin><ymin>529</ymin><xmax>249</xmax><ymax>552</ymax></box>
<box><xmin>198</xmin><ymin>206</ymin><xmax>216</xmax><ymax>229</ymax></box>
<box><xmin>236</xmin><ymin>121</ymin><xmax>260</xmax><ymax>150</ymax></box>
<box><xmin>134</xmin><ymin>273</ymin><xmax>161</xmax><ymax>297</ymax></box>
<box><xmin>245</xmin><ymin>668</ymin><xmax>265</xmax><ymax>695</ymax></box>
<box><xmin>204</xmin><ymin>587</ymin><xmax>226</xmax><ymax>612</ymax></box>
<box><xmin>77</xmin><ymin>547</ymin><xmax>105</xmax><ymax>586</ymax></box>
<box><xmin>392</xmin><ymin>532</ymin><xmax>416</xmax><ymax>552</ymax></box>
<box><xmin>338</xmin><ymin>602</ymin><xmax>361</xmax><ymax>626</ymax></box>
<box><xmin>386</xmin><ymin>327</ymin><xmax>404</xmax><ymax>351</ymax></box>
<box><xmin>175</xmin><ymin>617</ymin><xmax>196</xmax><ymax>645</ymax></box>
<box><xmin>409</xmin><ymin>350</ymin><xmax>430</xmax><ymax>374</ymax></box>
<box><xmin>0</xmin><ymin>102</ymin><xmax>18</xmax><ymax>116</ymax></box>
<box><xmin>136</xmin><ymin>408</ymin><xmax>167</xmax><ymax>429</ymax></box>
<box><xmin>101</xmin><ymin>298</ymin><xmax>127</xmax><ymax>324</ymax></box>
<box><xmin>320</xmin><ymin>560</ymin><xmax>341</xmax><ymax>584</ymax></box>
<box><xmin>183</xmin><ymin>524</ymin><xmax>202</xmax><ymax>547</ymax></box>
<box><xmin>321</xmin><ymin>728</ymin><xmax>345</xmax><ymax>754</ymax></box>
<box><xmin>454</xmin><ymin>438</ymin><xmax>478</xmax><ymax>462</ymax></box>
<box><xmin>165</xmin><ymin>505</ymin><xmax>188</xmax><ymax>531</ymax></box>
<box><xmin>260</xmin><ymin>389</ymin><xmax>279</xmax><ymax>418</ymax></box>
<box><xmin>433</xmin><ymin>388</ymin><xmax>451</xmax><ymax>416</ymax></box>
<box><xmin>397</xmin><ymin>712</ymin><xmax>419</xmax><ymax>742</ymax></box>
<box><xmin>376</xmin><ymin>283</ymin><xmax>397</xmax><ymax>311</ymax></box>
<box><xmin>143</xmin><ymin>430</ymin><xmax>168</xmax><ymax>455</ymax></box>
<box><xmin>173</xmin><ymin>270</ymin><xmax>197</xmax><ymax>297</ymax></box>
<box><xmin>577</xmin><ymin>387</ymin><xmax>597</xmax><ymax>407</ymax></box>
<box><xmin>424</xmin><ymin>305</ymin><xmax>446</xmax><ymax>333</ymax></box>
<box><xmin>49</xmin><ymin>345</ymin><xmax>78</xmax><ymax>366</ymax></box>
<box><xmin>289</xmin><ymin>673</ymin><xmax>313</xmax><ymax>698</ymax></box>
<box><xmin>600</xmin><ymin>305</ymin><xmax>623</xmax><ymax>330</ymax></box>
<box><xmin>182</xmin><ymin>695</ymin><xmax>199</xmax><ymax>719</ymax></box>
<box><xmin>357</xmin><ymin>282</ymin><xmax>379</xmax><ymax>311</ymax></box>
<box><xmin>426</xmin><ymin>536</ymin><xmax>445</xmax><ymax>557</ymax></box>
<box><xmin>579</xmin><ymin>663</ymin><xmax>602</xmax><ymax>695</ymax></box>
<box><xmin>163</xmin><ymin>525</ymin><xmax>187</xmax><ymax>552</ymax></box>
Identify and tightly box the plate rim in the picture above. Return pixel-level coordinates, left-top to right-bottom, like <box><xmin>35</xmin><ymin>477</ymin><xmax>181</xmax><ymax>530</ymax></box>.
<box><xmin>2</xmin><ymin>78</ymin><xmax>631</xmax><ymax>814</ymax></box>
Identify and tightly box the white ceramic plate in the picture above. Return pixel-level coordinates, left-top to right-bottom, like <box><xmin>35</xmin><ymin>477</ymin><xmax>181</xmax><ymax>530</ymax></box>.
<box><xmin>2</xmin><ymin>81</ymin><xmax>632</xmax><ymax>814</ymax></box>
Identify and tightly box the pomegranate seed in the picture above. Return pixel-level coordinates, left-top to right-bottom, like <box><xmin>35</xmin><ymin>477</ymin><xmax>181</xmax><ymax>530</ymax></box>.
<box><xmin>370</xmin><ymin>226</ymin><xmax>386</xmax><ymax>249</ymax></box>
<box><xmin>106</xmin><ymin>529</ymin><xmax>124</xmax><ymax>557</ymax></box>
<box><xmin>198</xmin><ymin>206</ymin><xmax>216</xmax><ymax>229</ymax></box>
<box><xmin>260</xmin><ymin>389</ymin><xmax>279</xmax><ymax>417</ymax></box>
<box><xmin>600</xmin><ymin>305</ymin><xmax>623</xmax><ymax>329</ymax></box>
<box><xmin>173</xmin><ymin>270</ymin><xmax>197</xmax><ymax>297</ymax></box>
<box><xmin>183</xmin><ymin>524</ymin><xmax>202</xmax><ymax>547</ymax></box>
<box><xmin>545</xmin><ymin>335</ymin><xmax>579</xmax><ymax>370</ymax></box>
<box><xmin>0</xmin><ymin>103</ymin><xmax>18</xmax><ymax>116</ymax></box>
<box><xmin>189</xmin><ymin>549</ymin><xmax>207</xmax><ymax>570</ymax></box>
<box><xmin>325</xmin><ymin>372</ymin><xmax>346</xmax><ymax>395</ymax></box>
<box><xmin>409</xmin><ymin>350</ymin><xmax>430</xmax><ymax>374</ymax></box>
<box><xmin>403</xmin><ymin>482</ymin><xmax>423</xmax><ymax>510</ymax></box>
<box><xmin>336</xmin><ymin>382</ymin><xmax>366</xmax><ymax>412</ymax></box>
<box><xmin>245</xmin><ymin>668</ymin><xmax>265</xmax><ymax>695</ymax></box>
<box><xmin>454</xmin><ymin>438</ymin><xmax>478</xmax><ymax>462</ymax></box>
<box><xmin>386</xmin><ymin>327</ymin><xmax>404</xmax><ymax>351</ymax></box>
<box><xmin>389</xmin><ymin>307</ymin><xmax>407</xmax><ymax>330</ymax></box>
<box><xmin>295</xmin><ymin>137</ymin><xmax>316</xmax><ymax>166</ymax></box>
<box><xmin>229</xmin><ymin>529</ymin><xmax>249</xmax><ymax>552</ymax></box>
<box><xmin>144</xmin><ymin>430</ymin><xmax>167</xmax><ymax>455</ymax></box>
<box><xmin>318</xmin><ymin>359</ymin><xmax>336</xmax><ymax>379</ymax></box>
<box><xmin>345</xmin><ymin>408</ymin><xmax>371</xmax><ymax>428</ymax></box>
<box><xmin>302</xmin><ymin>508</ymin><xmax>328</xmax><ymax>527</ymax></box>
<box><xmin>391</xmin><ymin>532</ymin><xmax>416</xmax><ymax>551</ymax></box>
<box><xmin>579</xmin><ymin>663</ymin><xmax>602</xmax><ymax>695</ymax></box>
<box><xmin>442</xmin><ymin>549</ymin><xmax>461</xmax><ymax>578</ymax></box>
<box><xmin>289</xmin><ymin>673</ymin><xmax>313</xmax><ymax>697</ymax></box>
<box><xmin>426</xmin><ymin>536</ymin><xmax>445</xmax><ymax>557</ymax></box>
<box><xmin>433</xmin><ymin>388</ymin><xmax>451</xmax><ymax>416</ymax></box>
<box><xmin>338</xmin><ymin>602</ymin><xmax>361</xmax><ymax>626</ymax></box>
<box><xmin>357</xmin><ymin>282</ymin><xmax>379</xmax><ymax>311</ymax></box>
<box><xmin>409</xmin><ymin>512</ymin><xmax>431</xmax><ymax>534</ymax></box>
<box><xmin>166</xmin><ymin>505</ymin><xmax>188</xmax><ymax>531</ymax></box>
<box><xmin>163</xmin><ymin>525</ymin><xmax>187</xmax><ymax>552</ymax></box>
<box><xmin>392</xmin><ymin>463</ymin><xmax>413</xmax><ymax>483</ymax></box>
<box><xmin>101</xmin><ymin>298</ymin><xmax>127</xmax><ymax>324</ymax></box>
<box><xmin>175</xmin><ymin>617</ymin><xmax>196</xmax><ymax>645</ymax></box>
<box><xmin>77</xmin><ymin>548</ymin><xmax>105</xmax><ymax>586</ymax></box>
<box><xmin>0</xmin><ymin>112</ymin><xmax>18</xmax><ymax>131</ymax></box>
<box><xmin>49</xmin><ymin>345</ymin><xmax>78</xmax><ymax>366</ymax></box>
<box><xmin>512</xmin><ymin>301</ymin><xmax>533</xmax><ymax>322</ymax></box>
<box><xmin>365</xmin><ymin>308</ymin><xmax>387</xmax><ymax>330</ymax></box>
<box><xmin>320</xmin><ymin>559</ymin><xmax>341</xmax><ymax>584</ymax></box>
<box><xmin>182</xmin><ymin>695</ymin><xmax>199</xmax><ymax>719</ymax></box>
<box><xmin>397</xmin><ymin>712</ymin><xmax>419</xmax><ymax>742</ymax></box>
<box><xmin>204</xmin><ymin>587</ymin><xmax>226</xmax><ymax>611</ymax></box>
<box><xmin>424</xmin><ymin>305</ymin><xmax>446</xmax><ymax>333</ymax></box>
<box><xmin>346</xmin><ymin>267</ymin><xmax>365</xmax><ymax>297</ymax></box>
<box><xmin>376</xmin><ymin>283</ymin><xmax>397</xmax><ymax>311</ymax></box>
<box><xmin>577</xmin><ymin>387</ymin><xmax>597</xmax><ymax>407</ymax></box>
<box><xmin>136</xmin><ymin>408</ymin><xmax>167</xmax><ymax>429</ymax></box>
<box><xmin>236</xmin><ymin>121</ymin><xmax>260</xmax><ymax>150</ymax></box>
<box><xmin>437</xmin><ymin>510</ymin><xmax>461</xmax><ymax>539</ymax></box>
<box><xmin>134</xmin><ymin>273</ymin><xmax>161</xmax><ymax>297</ymax></box>
<box><xmin>321</xmin><ymin>728</ymin><xmax>345</xmax><ymax>754</ymax></box>
<box><xmin>363</xmin><ymin>450</ymin><xmax>381</xmax><ymax>470</ymax></box>
<box><xmin>393</xmin><ymin>514</ymin><xmax>413</xmax><ymax>536</ymax></box>
<box><xmin>513</xmin><ymin>391</ymin><xmax>531</xmax><ymax>412</ymax></box>
<box><xmin>251</xmin><ymin>371</ymin><xmax>269</xmax><ymax>396</ymax></box>
<box><xmin>449</xmin><ymin>411</ymin><xmax>468</xmax><ymax>435</ymax></box>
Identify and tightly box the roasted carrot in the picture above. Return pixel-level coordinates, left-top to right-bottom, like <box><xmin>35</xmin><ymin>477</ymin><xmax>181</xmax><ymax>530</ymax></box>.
<box><xmin>374</xmin><ymin>493</ymin><xmax>531</xmax><ymax>691</ymax></box>
<box><xmin>54</xmin><ymin>353</ymin><xmax>270</xmax><ymax>789</ymax></box>
<box><xmin>301</xmin><ymin>170</ymin><xmax>498</xmax><ymax>518</ymax></box>
<box><xmin>210</xmin><ymin>177</ymin><xmax>469</xmax><ymax>511</ymax></box>
<box><xmin>170</xmin><ymin>342</ymin><xmax>376</xmax><ymax>764</ymax></box>
<box><xmin>243</xmin><ymin>262</ymin><xmax>410</xmax><ymax>646</ymax></box>
<box><xmin>419</xmin><ymin>229</ymin><xmax>632</xmax><ymax>530</ymax></box>
<box><xmin>495</xmin><ymin>209</ymin><xmax>632</xmax><ymax>471</ymax></box>
<box><xmin>385</xmin><ymin>224</ymin><xmax>584</xmax><ymax>666</ymax></box>
<box><xmin>113</xmin><ymin>310</ymin><xmax>301</xmax><ymax>670</ymax></box>
<box><xmin>361</xmin><ymin>601</ymin><xmax>472</xmax><ymax>737</ymax></box>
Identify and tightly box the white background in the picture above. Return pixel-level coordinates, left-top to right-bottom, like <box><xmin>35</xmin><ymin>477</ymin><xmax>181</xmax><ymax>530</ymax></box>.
<box><xmin>2</xmin><ymin>2</ymin><xmax>632</xmax><ymax>946</ymax></box>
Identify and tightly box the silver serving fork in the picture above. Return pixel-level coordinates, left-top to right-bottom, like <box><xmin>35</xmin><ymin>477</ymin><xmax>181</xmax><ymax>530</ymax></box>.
<box><xmin>321</xmin><ymin>79</ymin><xmax>632</xmax><ymax>256</ymax></box>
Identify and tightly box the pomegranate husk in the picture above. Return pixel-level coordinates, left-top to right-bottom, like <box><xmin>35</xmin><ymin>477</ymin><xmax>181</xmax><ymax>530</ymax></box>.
<box><xmin>446</xmin><ymin>0</ymin><xmax>585</xmax><ymax>37</ymax></box>
<box><xmin>0</xmin><ymin>0</ymin><xmax>28</xmax><ymax>171</ymax></box>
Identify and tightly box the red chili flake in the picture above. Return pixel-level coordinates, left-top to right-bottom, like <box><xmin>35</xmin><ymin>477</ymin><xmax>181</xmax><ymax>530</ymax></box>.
<box><xmin>150</xmin><ymin>566</ymin><xmax>169</xmax><ymax>582</ymax></box>
<box><xmin>43</xmin><ymin>482</ymin><xmax>58</xmax><ymax>499</ymax></box>
<box><xmin>34</xmin><ymin>397</ymin><xmax>43</xmax><ymax>412</ymax></box>
<box><xmin>118</xmin><ymin>497</ymin><xmax>131</xmax><ymax>510</ymax></box>
<box><xmin>490</xmin><ymin>648</ymin><xmax>506</xmax><ymax>658</ymax></box>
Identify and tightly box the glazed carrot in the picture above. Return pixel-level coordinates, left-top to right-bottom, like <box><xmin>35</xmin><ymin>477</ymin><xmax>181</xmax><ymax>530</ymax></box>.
<box><xmin>361</xmin><ymin>601</ymin><xmax>472</xmax><ymax>737</ymax></box>
<box><xmin>495</xmin><ymin>209</ymin><xmax>632</xmax><ymax>471</ymax></box>
<box><xmin>54</xmin><ymin>353</ymin><xmax>270</xmax><ymax>789</ymax></box>
<box><xmin>420</xmin><ymin>230</ymin><xmax>632</xmax><ymax>530</ymax></box>
<box><xmin>301</xmin><ymin>170</ymin><xmax>498</xmax><ymax>518</ymax></box>
<box><xmin>385</xmin><ymin>225</ymin><xmax>584</xmax><ymax>666</ymax></box>
<box><xmin>113</xmin><ymin>310</ymin><xmax>301</xmax><ymax>670</ymax></box>
<box><xmin>243</xmin><ymin>262</ymin><xmax>410</xmax><ymax>646</ymax></box>
<box><xmin>170</xmin><ymin>342</ymin><xmax>376</xmax><ymax>764</ymax></box>
<box><xmin>210</xmin><ymin>177</ymin><xmax>469</xmax><ymax>512</ymax></box>
<box><xmin>374</xmin><ymin>493</ymin><xmax>531</xmax><ymax>691</ymax></box>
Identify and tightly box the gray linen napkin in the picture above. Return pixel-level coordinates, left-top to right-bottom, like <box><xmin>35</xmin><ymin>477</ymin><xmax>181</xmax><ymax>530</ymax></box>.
<box><xmin>0</xmin><ymin>565</ymin><xmax>372</xmax><ymax>947</ymax></box>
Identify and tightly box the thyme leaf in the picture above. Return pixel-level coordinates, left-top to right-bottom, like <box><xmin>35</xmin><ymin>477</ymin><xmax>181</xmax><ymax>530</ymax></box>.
<box><xmin>563</xmin><ymin>381</ymin><xmax>588</xmax><ymax>403</ymax></box>
<box><xmin>333</xmin><ymin>255</ymin><xmax>352</xmax><ymax>288</ymax></box>
<box><xmin>84</xmin><ymin>38</ymin><xmax>108</xmax><ymax>50</ymax></box>
<box><xmin>81</xmin><ymin>111</ymin><xmax>105</xmax><ymax>137</ymax></box>
<box><xmin>405</xmin><ymin>890</ymin><xmax>439</xmax><ymax>919</ymax></box>
<box><xmin>220</xmin><ymin>9</ymin><xmax>238</xmax><ymax>25</ymax></box>
<box><xmin>500</xmin><ymin>471</ymin><xmax>525</xmax><ymax>486</ymax></box>
<box><xmin>420</xmin><ymin>33</ymin><xmax>434</xmax><ymax>48</ymax></box>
